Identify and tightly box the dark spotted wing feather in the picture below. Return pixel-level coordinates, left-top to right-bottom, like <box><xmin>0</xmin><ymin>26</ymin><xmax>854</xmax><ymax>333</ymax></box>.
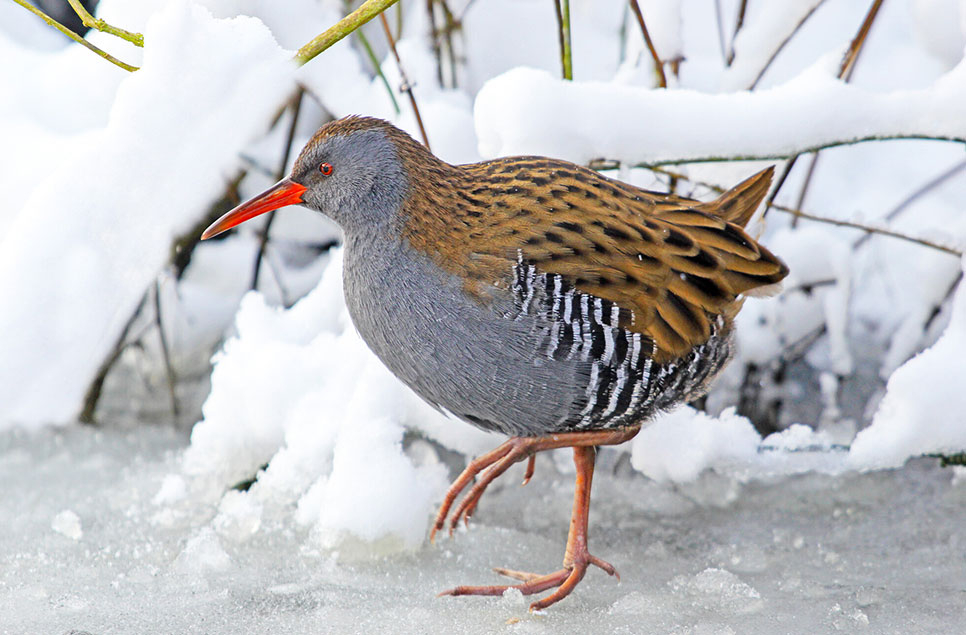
<box><xmin>454</xmin><ymin>161</ymin><xmax>787</xmax><ymax>363</ymax></box>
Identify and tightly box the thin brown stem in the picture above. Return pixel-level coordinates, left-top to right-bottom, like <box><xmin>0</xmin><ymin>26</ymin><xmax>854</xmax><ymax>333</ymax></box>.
<box><xmin>154</xmin><ymin>276</ymin><xmax>179</xmax><ymax>421</ymax></box>
<box><xmin>749</xmin><ymin>1</ymin><xmax>824</xmax><ymax>89</ymax></box>
<box><xmin>438</xmin><ymin>0</ymin><xmax>460</xmax><ymax>88</ymax></box>
<box><xmin>765</xmin><ymin>0</ymin><xmax>883</xmax><ymax>216</ymax></box>
<box><xmin>714</xmin><ymin>0</ymin><xmax>728</xmax><ymax>65</ymax></box>
<box><xmin>628</xmin><ymin>0</ymin><xmax>667</xmax><ymax>88</ymax></box>
<box><xmin>646</xmin><ymin>166</ymin><xmax>963</xmax><ymax>257</ymax></box>
<box><xmin>587</xmin><ymin>133</ymin><xmax>966</xmax><ymax>169</ymax></box>
<box><xmin>12</xmin><ymin>0</ymin><xmax>138</xmax><ymax>72</ymax></box>
<box><xmin>79</xmin><ymin>292</ymin><xmax>149</xmax><ymax>423</ymax></box>
<box><xmin>839</xmin><ymin>0</ymin><xmax>884</xmax><ymax>80</ymax></box>
<box><xmin>427</xmin><ymin>0</ymin><xmax>444</xmax><ymax>86</ymax></box>
<box><xmin>379</xmin><ymin>13</ymin><xmax>431</xmax><ymax>149</ymax></box>
<box><xmin>791</xmin><ymin>152</ymin><xmax>822</xmax><ymax>228</ymax></box>
<box><xmin>727</xmin><ymin>0</ymin><xmax>749</xmax><ymax>66</ymax></box>
<box><xmin>853</xmin><ymin>158</ymin><xmax>966</xmax><ymax>249</ymax></box>
<box><xmin>356</xmin><ymin>28</ymin><xmax>401</xmax><ymax>114</ymax></box>
<box><xmin>252</xmin><ymin>88</ymin><xmax>305</xmax><ymax>292</ymax></box>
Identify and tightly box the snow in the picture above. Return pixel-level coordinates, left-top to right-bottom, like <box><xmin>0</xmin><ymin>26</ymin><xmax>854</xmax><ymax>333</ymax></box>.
<box><xmin>2</xmin><ymin>0</ymin><xmax>966</xmax><ymax>629</ymax></box>
<box><xmin>0</xmin><ymin>1</ymin><xmax>295</xmax><ymax>426</ymax></box>
<box><xmin>474</xmin><ymin>60</ymin><xmax>966</xmax><ymax>166</ymax></box>
<box><xmin>3</xmin><ymin>424</ymin><xmax>966</xmax><ymax>633</ymax></box>
<box><xmin>849</xmin><ymin>256</ymin><xmax>966</xmax><ymax>468</ymax></box>
<box><xmin>721</xmin><ymin>0</ymin><xmax>826</xmax><ymax>90</ymax></box>
<box><xmin>51</xmin><ymin>510</ymin><xmax>83</xmax><ymax>541</ymax></box>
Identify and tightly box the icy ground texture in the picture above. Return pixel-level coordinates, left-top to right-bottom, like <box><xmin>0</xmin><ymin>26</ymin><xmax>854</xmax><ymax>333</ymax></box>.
<box><xmin>3</xmin><ymin>424</ymin><xmax>966</xmax><ymax>634</ymax></box>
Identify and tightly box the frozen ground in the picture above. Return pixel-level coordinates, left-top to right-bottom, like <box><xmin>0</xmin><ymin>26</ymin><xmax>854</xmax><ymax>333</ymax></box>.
<box><xmin>3</xmin><ymin>424</ymin><xmax>965</xmax><ymax>634</ymax></box>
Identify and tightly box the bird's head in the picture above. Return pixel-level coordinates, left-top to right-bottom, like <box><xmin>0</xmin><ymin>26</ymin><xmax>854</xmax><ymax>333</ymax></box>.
<box><xmin>201</xmin><ymin>116</ymin><xmax>413</xmax><ymax>241</ymax></box>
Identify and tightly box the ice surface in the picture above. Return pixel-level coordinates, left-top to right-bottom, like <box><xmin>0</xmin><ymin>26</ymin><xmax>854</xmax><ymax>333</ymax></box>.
<box><xmin>4</xmin><ymin>425</ymin><xmax>966</xmax><ymax>633</ymax></box>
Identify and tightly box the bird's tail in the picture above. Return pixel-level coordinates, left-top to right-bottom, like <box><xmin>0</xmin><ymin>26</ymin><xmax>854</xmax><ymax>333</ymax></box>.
<box><xmin>705</xmin><ymin>166</ymin><xmax>774</xmax><ymax>228</ymax></box>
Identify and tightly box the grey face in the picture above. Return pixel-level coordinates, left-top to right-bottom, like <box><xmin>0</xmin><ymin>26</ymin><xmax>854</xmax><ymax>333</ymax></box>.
<box><xmin>290</xmin><ymin>129</ymin><xmax>408</xmax><ymax>235</ymax></box>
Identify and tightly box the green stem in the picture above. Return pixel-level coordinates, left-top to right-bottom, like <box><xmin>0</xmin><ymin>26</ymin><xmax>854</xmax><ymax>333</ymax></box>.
<box><xmin>294</xmin><ymin>0</ymin><xmax>401</xmax><ymax>66</ymax></box>
<box><xmin>11</xmin><ymin>0</ymin><xmax>138</xmax><ymax>72</ymax></box>
<box><xmin>558</xmin><ymin>0</ymin><xmax>573</xmax><ymax>80</ymax></box>
<box><xmin>597</xmin><ymin>134</ymin><xmax>966</xmax><ymax>168</ymax></box>
<box><xmin>66</xmin><ymin>0</ymin><xmax>143</xmax><ymax>47</ymax></box>
<box><xmin>356</xmin><ymin>28</ymin><xmax>401</xmax><ymax>114</ymax></box>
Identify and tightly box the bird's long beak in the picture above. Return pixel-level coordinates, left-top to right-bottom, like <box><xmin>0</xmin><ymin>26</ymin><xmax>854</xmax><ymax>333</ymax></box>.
<box><xmin>201</xmin><ymin>178</ymin><xmax>308</xmax><ymax>240</ymax></box>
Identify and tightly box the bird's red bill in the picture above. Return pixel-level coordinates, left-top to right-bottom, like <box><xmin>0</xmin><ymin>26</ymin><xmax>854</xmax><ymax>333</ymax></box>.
<box><xmin>201</xmin><ymin>178</ymin><xmax>308</xmax><ymax>240</ymax></box>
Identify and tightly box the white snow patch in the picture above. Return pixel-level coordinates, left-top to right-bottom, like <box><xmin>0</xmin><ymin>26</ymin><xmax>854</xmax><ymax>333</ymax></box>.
<box><xmin>849</xmin><ymin>257</ymin><xmax>966</xmax><ymax>468</ymax></box>
<box><xmin>474</xmin><ymin>60</ymin><xmax>966</xmax><ymax>165</ymax></box>
<box><xmin>630</xmin><ymin>407</ymin><xmax>760</xmax><ymax>483</ymax></box>
<box><xmin>181</xmin><ymin>251</ymin><xmax>495</xmax><ymax>552</ymax></box>
<box><xmin>670</xmin><ymin>567</ymin><xmax>764</xmax><ymax>615</ymax></box>
<box><xmin>174</xmin><ymin>527</ymin><xmax>231</xmax><ymax>574</ymax></box>
<box><xmin>51</xmin><ymin>510</ymin><xmax>83</xmax><ymax>540</ymax></box>
<box><xmin>0</xmin><ymin>2</ymin><xmax>295</xmax><ymax>429</ymax></box>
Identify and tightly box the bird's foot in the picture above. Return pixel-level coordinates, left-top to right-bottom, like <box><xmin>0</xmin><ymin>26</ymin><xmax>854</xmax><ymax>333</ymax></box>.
<box><xmin>430</xmin><ymin>437</ymin><xmax>537</xmax><ymax>540</ymax></box>
<box><xmin>429</xmin><ymin>427</ymin><xmax>640</xmax><ymax>541</ymax></box>
<box><xmin>438</xmin><ymin>550</ymin><xmax>620</xmax><ymax>611</ymax></box>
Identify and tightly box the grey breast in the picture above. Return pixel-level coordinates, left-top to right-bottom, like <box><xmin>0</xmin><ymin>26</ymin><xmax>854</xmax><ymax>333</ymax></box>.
<box><xmin>341</xmin><ymin>232</ymin><xmax>735</xmax><ymax>437</ymax></box>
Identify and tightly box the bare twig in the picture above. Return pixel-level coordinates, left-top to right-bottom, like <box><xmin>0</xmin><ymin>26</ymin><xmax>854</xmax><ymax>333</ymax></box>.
<box><xmin>764</xmin><ymin>0</ymin><xmax>884</xmax><ymax>216</ymax></box>
<box><xmin>749</xmin><ymin>2</ymin><xmax>824</xmax><ymax>89</ymax></box>
<box><xmin>252</xmin><ymin>88</ymin><xmax>306</xmax><ymax>291</ymax></box>
<box><xmin>66</xmin><ymin>0</ymin><xmax>143</xmax><ymax>46</ymax></box>
<box><xmin>839</xmin><ymin>0</ymin><xmax>884</xmax><ymax>80</ymax></box>
<box><xmin>295</xmin><ymin>0</ymin><xmax>401</xmax><ymax>66</ymax></box>
<box><xmin>79</xmin><ymin>293</ymin><xmax>149</xmax><ymax>423</ymax></box>
<box><xmin>12</xmin><ymin>0</ymin><xmax>138</xmax><ymax>72</ymax></box>
<box><xmin>379</xmin><ymin>12</ymin><xmax>431</xmax><ymax>149</ymax></box>
<box><xmin>628</xmin><ymin>0</ymin><xmax>667</xmax><ymax>88</ymax></box>
<box><xmin>923</xmin><ymin>271</ymin><xmax>963</xmax><ymax>332</ymax></box>
<box><xmin>727</xmin><ymin>0</ymin><xmax>749</xmax><ymax>66</ymax></box>
<box><xmin>154</xmin><ymin>276</ymin><xmax>179</xmax><ymax>420</ymax></box>
<box><xmin>426</xmin><ymin>0</ymin><xmax>460</xmax><ymax>88</ymax></box>
<box><xmin>854</xmin><ymin>158</ymin><xmax>966</xmax><ymax>250</ymax></box>
<box><xmin>791</xmin><ymin>152</ymin><xmax>822</xmax><ymax>227</ymax></box>
<box><xmin>714</xmin><ymin>0</ymin><xmax>728</xmax><ymax>65</ymax></box>
<box><xmin>644</xmin><ymin>165</ymin><xmax>963</xmax><ymax>257</ymax></box>
<box><xmin>554</xmin><ymin>0</ymin><xmax>573</xmax><ymax>80</ymax></box>
<box><xmin>427</xmin><ymin>0</ymin><xmax>444</xmax><ymax>86</ymax></box>
<box><xmin>787</xmin><ymin>0</ymin><xmax>886</xmax><ymax>226</ymax></box>
<box><xmin>356</xmin><ymin>28</ymin><xmax>401</xmax><ymax>114</ymax></box>
<box><xmin>438</xmin><ymin>0</ymin><xmax>460</xmax><ymax>88</ymax></box>
<box><xmin>587</xmin><ymin>133</ymin><xmax>966</xmax><ymax>168</ymax></box>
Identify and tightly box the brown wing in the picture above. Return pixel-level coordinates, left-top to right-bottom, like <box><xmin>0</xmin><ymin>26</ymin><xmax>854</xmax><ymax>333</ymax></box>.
<box><xmin>453</xmin><ymin>161</ymin><xmax>788</xmax><ymax>363</ymax></box>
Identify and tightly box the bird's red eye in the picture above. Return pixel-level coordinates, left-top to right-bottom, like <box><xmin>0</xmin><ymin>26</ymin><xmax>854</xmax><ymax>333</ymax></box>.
<box><xmin>319</xmin><ymin>162</ymin><xmax>333</xmax><ymax>176</ymax></box>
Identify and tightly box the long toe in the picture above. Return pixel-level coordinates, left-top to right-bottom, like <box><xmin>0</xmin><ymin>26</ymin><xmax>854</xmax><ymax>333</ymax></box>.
<box><xmin>439</xmin><ymin>554</ymin><xmax>619</xmax><ymax>610</ymax></box>
<box><xmin>439</xmin><ymin>569</ymin><xmax>571</xmax><ymax>600</ymax></box>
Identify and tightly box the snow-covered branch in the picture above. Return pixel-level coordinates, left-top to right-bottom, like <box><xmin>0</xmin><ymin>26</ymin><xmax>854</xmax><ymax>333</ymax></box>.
<box><xmin>474</xmin><ymin>63</ymin><xmax>966</xmax><ymax>165</ymax></box>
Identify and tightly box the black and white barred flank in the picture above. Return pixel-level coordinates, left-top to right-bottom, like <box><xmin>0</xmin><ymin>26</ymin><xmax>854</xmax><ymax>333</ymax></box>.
<box><xmin>508</xmin><ymin>253</ymin><xmax>733</xmax><ymax>430</ymax></box>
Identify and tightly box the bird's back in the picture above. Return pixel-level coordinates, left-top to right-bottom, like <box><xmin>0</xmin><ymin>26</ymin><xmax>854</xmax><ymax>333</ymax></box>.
<box><xmin>347</xmin><ymin>131</ymin><xmax>787</xmax><ymax>434</ymax></box>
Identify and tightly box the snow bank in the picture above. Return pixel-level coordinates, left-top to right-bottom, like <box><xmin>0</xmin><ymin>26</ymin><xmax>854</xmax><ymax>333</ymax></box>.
<box><xmin>849</xmin><ymin>256</ymin><xmax>966</xmax><ymax>468</ymax></box>
<box><xmin>181</xmin><ymin>251</ymin><xmax>498</xmax><ymax>550</ymax></box>
<box><xmin>0</xmin><ymin>2</ymin><xmax>294</xmax><ymax>427</ymax></box>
